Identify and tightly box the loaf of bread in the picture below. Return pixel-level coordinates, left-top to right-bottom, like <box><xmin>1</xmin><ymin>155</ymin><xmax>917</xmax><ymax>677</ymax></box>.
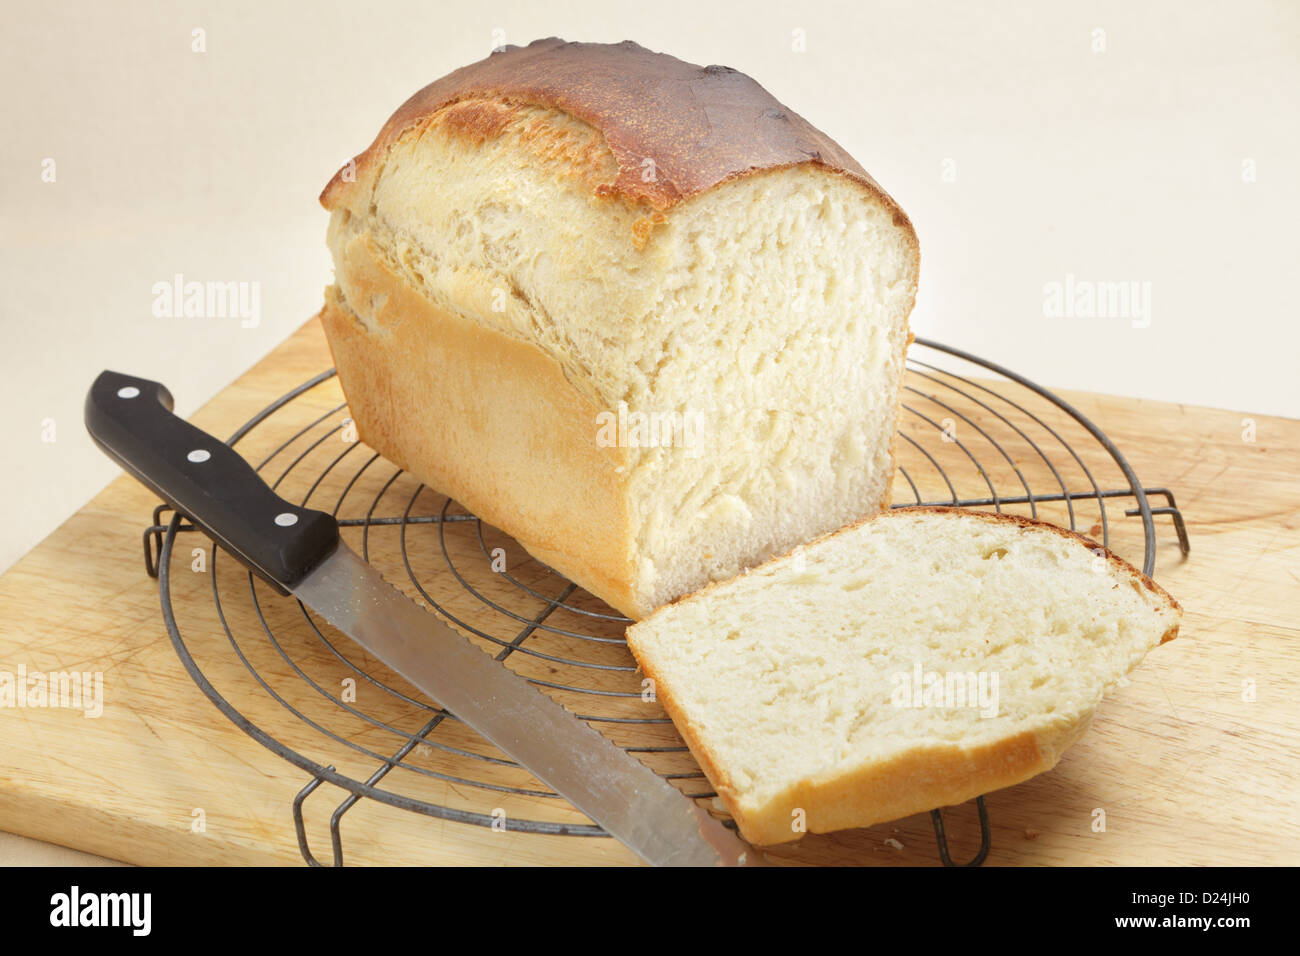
<box><xmin>318</xmin><ymin>38</ymin><xmax>920</xmax><ymax>618</ymax></box>
<box><xmin>625</xmin><ymin>508</ymin><xmax>1181</xmax><ymax>846</ymax></box>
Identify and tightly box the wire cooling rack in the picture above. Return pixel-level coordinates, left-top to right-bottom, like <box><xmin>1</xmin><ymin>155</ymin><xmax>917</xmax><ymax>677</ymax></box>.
<box><xmin>141</xmin><ymin>337</ymin><xmax>1188</xmax><ymax>867</ymax></box>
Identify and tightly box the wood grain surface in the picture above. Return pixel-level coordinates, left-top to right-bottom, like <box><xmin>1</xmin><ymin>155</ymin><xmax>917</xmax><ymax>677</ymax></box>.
<box><xmin>0</xmin><ymin>318</ymin><xmax>1295</xmax><ymax>866</ymax></box>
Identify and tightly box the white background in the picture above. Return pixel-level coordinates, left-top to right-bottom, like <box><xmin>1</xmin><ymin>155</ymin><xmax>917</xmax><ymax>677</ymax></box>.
<box><xmin>4</xmin><ymin>0</ymin><xmax>1298</xmax><ymax>575</ymax></box>
<box><xmin>0</xmin><ymin>0</ymin><xmax>1297</xmax><ymax>862</ymax></box>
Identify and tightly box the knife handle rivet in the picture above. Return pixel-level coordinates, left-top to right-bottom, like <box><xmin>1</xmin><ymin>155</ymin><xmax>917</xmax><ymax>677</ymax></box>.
<box><xmin>274</xmin><ymin>512</ymin><xmax>299</xmax><ymax>527</ymax></box>
<box><xmin>116</xmin><ymin>386</ymin><xmax>140</xmax><ymax>399</ymax></box>
<box><xmin>187</xmin><ymin>449</ymin><xmax>211</xmax><ymax>463</ymax></box>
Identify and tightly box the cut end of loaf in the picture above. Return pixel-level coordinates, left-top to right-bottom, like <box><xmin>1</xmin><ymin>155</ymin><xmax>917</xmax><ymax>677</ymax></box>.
<box><xmin>319</xmin><ymin>42</ymin><xmax>920</xmax><ymax>619</ymax></box>
<box><xmin>626</xmin><ymin>508</ymin><xmax>1181</xmax><ymax>846</ymax></box>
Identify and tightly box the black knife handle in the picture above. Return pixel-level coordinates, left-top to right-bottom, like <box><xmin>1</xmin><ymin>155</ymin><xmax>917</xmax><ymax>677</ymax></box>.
<box><xmin>85</xmin><ymin>370</ymin><xmax>340</xmax><ymax>593</ymax></box>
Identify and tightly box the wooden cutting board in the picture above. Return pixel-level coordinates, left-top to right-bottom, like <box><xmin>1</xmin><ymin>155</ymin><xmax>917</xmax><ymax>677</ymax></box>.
<box><xmin>1</xmin><ymin>318</ymin><xmax>1296</xmax><ymax>866</ymax></box>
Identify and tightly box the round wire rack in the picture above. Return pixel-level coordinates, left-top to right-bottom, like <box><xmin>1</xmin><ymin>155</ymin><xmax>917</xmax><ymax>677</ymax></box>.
<box><xmin>142</xmin><ymin>337</ymin><xmax>1188</xmax><ymax>866</ymax></box>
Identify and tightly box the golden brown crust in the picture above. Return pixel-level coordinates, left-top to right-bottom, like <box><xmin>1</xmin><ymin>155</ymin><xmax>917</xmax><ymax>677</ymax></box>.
<box><xmin>426</xmin><ymin>96</ymin><xmax>625</xmax><ymax>203</ymax></box>
<box><xmin>319</xmin><ymin>235</ymin><xmax>639</xmax><ymax>616</ymax></box>
<box><xmin>320</xmin><ymin>36</ymin><xmax>915</xmax><ymax>230</ymax></box>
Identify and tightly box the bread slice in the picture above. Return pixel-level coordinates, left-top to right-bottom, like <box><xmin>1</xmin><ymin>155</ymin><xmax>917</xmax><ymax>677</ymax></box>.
<box><xmin>317</xmin><ymin>38</ymin><xmax>919</xmax><ymax>618</ymax></box>
<box><xmin>625</xmin><ymin>507</ymin><xmax>1181</xmax><ymax>846</ymax></box>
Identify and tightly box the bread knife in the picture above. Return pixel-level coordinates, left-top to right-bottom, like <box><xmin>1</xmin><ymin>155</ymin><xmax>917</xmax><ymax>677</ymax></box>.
<box><xmin>85</xmin><ymin>370</ymin><xmax>758</xmax><ymax>867</ymax></box>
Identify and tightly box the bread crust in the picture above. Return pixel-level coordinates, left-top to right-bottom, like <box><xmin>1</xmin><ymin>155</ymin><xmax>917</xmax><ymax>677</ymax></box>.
<box><xmin>319</xmin><ymin>234</ymin><xmax>638</xmax><ymax>615</ymax></box>
<box><xmin>627</xmin><ymin>507</ymin><xmax>1182</xmax><ymax>845</ymax></box>
<box><xmin>319</xmin><ymin>38</ymin><xmax>921</xmax><ymax>619</ymax></box>
<box><xmin>320</xmin><ymin>37</ymin><xmax>916</xmax><ymax>234</ymax></box>
<box><xmin>644</xmin><ymin>645</ymin><xmax>1094</xmax><ymax>846</ymax></box>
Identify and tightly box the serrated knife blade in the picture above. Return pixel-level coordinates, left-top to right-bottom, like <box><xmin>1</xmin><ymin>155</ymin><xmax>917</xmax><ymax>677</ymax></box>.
<box><xmin>85</xmin><ymin>369</ymin><xmax>759</xmax><ymax>867</ymax></box>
